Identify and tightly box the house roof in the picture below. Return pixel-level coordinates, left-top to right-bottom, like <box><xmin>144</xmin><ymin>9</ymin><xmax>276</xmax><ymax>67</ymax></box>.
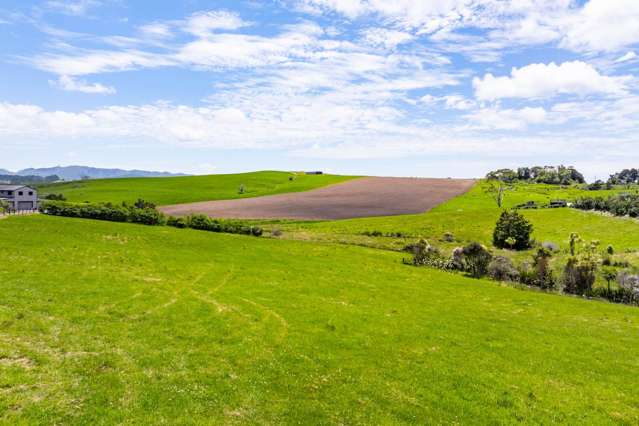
<box><xmin>0</xmin><ymin>184</ymin><xmax>29</xmax><ymax>191</ymax></box>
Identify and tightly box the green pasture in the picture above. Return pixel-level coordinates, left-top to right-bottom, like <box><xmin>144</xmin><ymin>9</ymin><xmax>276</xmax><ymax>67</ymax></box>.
<box><xmin>38</xmin><ymin>171</ymin><xmax>356</xmax><ymax>205</ymax></box>
<box><xmin>1</xmin><ymin>215</ymin><xmax>638</xmax><ymax>424</ymax></box>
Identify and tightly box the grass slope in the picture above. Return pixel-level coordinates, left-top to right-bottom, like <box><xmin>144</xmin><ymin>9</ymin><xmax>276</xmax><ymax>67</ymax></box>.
<box><xmin>274</xmin><ymin>183</ymin><xmax>639</xmax><ymax>266</ymax></box>
<box><xmin>38</xmin><ymin>171</ymin><xmax>356</xmax><ymax>205</ymax></box>
<box><xmin>1</xmin><ymin>215</ymin><xmax>639</xmax><ymax>424</ymax></box>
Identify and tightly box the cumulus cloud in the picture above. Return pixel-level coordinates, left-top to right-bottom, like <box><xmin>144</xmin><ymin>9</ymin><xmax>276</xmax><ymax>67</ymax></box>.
<box><xmin>51</xmin><ymin>75</ymin><xmax>116</xmax><ymax>94</ymax></box>
<box><xmin>559</xmin><ymin>0</ymin><xmax>639</xmax><ymax>53</ymax></box>
<box><xmin>473</xmin><ymin>61</ymin><xmax>631</xmax><ymax>101</ymax></box>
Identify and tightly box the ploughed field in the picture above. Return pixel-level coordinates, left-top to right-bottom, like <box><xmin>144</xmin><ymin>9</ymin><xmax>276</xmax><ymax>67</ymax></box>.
<box><xmin>159</xmin><ymin>177</ymin><xmax>476</xmax><ymax>220</ymax></box>
<box><xmin>1</xmin><ymin>215</ymin><xmax>639</xmax><ymax>424</ymax></box>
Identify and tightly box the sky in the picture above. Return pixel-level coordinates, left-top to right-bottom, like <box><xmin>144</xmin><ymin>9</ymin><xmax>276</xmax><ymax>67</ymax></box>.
<box><xmin>0</xmin><ymin>0</ymin><xmax>638</xmax><ymax>180</ymax></box>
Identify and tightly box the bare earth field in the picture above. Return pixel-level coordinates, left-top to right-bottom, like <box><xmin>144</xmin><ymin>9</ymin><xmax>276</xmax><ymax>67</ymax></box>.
<box><xmin>159</xmin><ymin>177</ymin><xmax>476</xmax><ymax>220</ymax></box>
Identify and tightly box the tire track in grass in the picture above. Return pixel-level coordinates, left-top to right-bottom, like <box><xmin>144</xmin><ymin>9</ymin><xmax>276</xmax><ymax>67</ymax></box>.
<box><xmin>239</xmin><ymin>298</ymin><xmax>289</xmax><ymax>345</ymax></box>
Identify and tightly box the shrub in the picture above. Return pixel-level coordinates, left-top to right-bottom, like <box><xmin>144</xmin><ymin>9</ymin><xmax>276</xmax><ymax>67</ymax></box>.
<box><xmin>487</xmin><ymin>256</ymin><xmax>519</xmax><ymax>282</ymax></box>
<box><xmin>43</xmin><ymin>193</ymin><xmax>66</xmax><ymax>201</ymax></box>
<box><xmin>133</xmin><ymin>198</ymin><xmax>156</xmax><ymax>209</ymax></box>
<box><xmin>460</xmin><ymin>242</ymin><xmax>493</xmax><ymax>278</ymax></box>
<box><xmin>493</xmin><ymin>210</ymin><xmax>533</xmax><ymax>250</ymax></box>
<box><xmin>617</xmin><ymin>271</ymin><xmax>639</xmax><ymax>299</ymax></box>
<box><xmin>167</xmin><ymin>216</ymin><xmax>188</xmax><ymax>228</ymax></box>
<box><xmin>561</xmin><ymin>242</ymin><xmax>600</xmax><ymax>295</ymax></box>
<box><xmin>129</xmin><ymin>208</ymin><xmax>166</xmax><ymax>225</ymax></box>
<box><xmin>532</xmin><ymin>247</ymin><xmax>555</xmax><ymax>289</ymax></box>
<box><xmin>238</xmin><ymin>184</ymin><xmax>246</xmax><ymax>194</ymax></box>
<box><xmin>42</xmin><ymin>201</ymin><xmax>129</xmax><ymax>222</ymax></box>
<box><xmin>517</xmin><ymin>262</ymin><xmax>537</xmax><ymax>286</ymax></box>
<box><xmin>271</xmin><ymin>227</ymin><xmax>283</xmax><ymax>237</ymax></box>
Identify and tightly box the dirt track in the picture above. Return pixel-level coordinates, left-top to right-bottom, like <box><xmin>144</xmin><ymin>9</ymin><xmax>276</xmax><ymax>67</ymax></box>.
<box><xmin>159</xmin><ymin>177</ymin><xmax>476</xmax><ymax>221</ymax></box>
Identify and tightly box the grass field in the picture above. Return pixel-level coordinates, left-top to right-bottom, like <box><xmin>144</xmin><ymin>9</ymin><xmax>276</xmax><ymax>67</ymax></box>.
<box><xmin>1</xmin><ymin>215</ymin><xmax>639</xmax><ymax>424</ymax></box>
<box><xmin>271</xmin><ymin>183</ymin><xmax>639</xmax><ymax>275</ymax></box>
<box><xmin>37</xmin><ymin>171</ymin><xmax>356</xmax><ymax>205</ymax></box>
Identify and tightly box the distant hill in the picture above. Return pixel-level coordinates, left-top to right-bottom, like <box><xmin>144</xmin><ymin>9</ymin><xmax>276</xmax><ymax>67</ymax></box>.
<box><xmin>0</xmin><ymin>169</ymin><xmax>13</xmax><ymax>175</ymax></box>
<box><xmin>11</xmin><ymin>166</ymin><xmax>187</xmax><ymax>181</ymax></box>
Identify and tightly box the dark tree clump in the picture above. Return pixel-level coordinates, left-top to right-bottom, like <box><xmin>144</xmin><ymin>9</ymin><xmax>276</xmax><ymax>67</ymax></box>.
<box><xmin>493</xmin><ymin>210</ymin><xmax>533</xmax><ymax>250</ymax></box>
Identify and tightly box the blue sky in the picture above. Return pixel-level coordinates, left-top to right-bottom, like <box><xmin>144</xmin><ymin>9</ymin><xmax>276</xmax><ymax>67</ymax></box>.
<box><xmin>1</xmin><ymin>0</ymin><xmax>638</xmax><ymax>179</ymax></box>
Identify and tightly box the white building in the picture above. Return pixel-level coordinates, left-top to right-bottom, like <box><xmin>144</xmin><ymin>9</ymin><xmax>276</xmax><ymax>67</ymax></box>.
<box><xmin>0</xmin><ymin>185</ymin><xmax>39</xmax><ymax>211</ymax></box>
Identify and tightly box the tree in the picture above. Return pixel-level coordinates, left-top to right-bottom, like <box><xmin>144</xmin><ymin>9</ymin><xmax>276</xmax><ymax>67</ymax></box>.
<box><xmin>461</xmin><ymin>242</ymin><xmax>493</xmax><ymax>278</ymax></box>
<box><xmin>562</xmin><ymin>239</ymin><xmax>600</xmax><ymax>295</ymax></box>
<box><xmin>0</xmin><ymin>199</ymin><xmax>10</xmax><ymax>214</ymax></box>
<box><xmin>493</xmin><ymin>210</ymin><xmax>533</xmax><ymax>250</ymax></box>
<box><xmin>532</xmin><ymin>247</ymin><xmax>555</xmax><ymax>289</ymax></box>
<box><xmin>484</xmin><ymin>180</ymin><xmax>511</xmax><ymax>208</ymax></box>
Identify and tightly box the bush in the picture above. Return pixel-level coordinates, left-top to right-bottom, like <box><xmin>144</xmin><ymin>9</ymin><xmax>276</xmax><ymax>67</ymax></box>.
<box><xmin>541</xmin><ymin>241</ymin><xmax>559</xmax><ymax>252</ymax></box>
<box><xmin>493</xmin><ymin>210</ymin><xmax>533</xmax><ymax>250</ymax></box>
<box><xmin>487</xmin><ymin>256</ymin><xmax>519</xmax><ymax>282</ymax></box>
<box><xmin>532</xmin><ymin>247</ymin><xmax>555</xmax><ymax>289</ymax></box>
<box><xmin>562</xmin><ymin>257</ymin><xmax>597</xmax><ymax>295</ymax></box>
<box><xmin>133</xmin><ymin>198</ymin><xmax>156</xmax><ymax>209</ymax></box>
<box><xmin>409</xmin><ymin>240</ymin><xmax>450</xmax><ymax>269</ymax></box>
<box><xmin>43</xmin><ymin>193</ymin><xmax>66</xmax><ymax>201</ymax></box>
<box><xmin>168</xmin><ymin>214</ymin><xmax>263</xmax><ymax>237</ymax></box>
<box><xmin>167</xmin><ymin>216</ymin><xmax>188</xmax><ymax>228</ymax></box>
<box><xmin>129</xmin><ymin>208</ymin><xmax>165</xmax><ymax>225</ymax></box>
<box><xmin>461</xmin><ymin>242</ymin><xmax>493</xmax><ymax>278</ymax></box>
<box><xmin>42</xmin><ymin>201</ymin><xmax>129</xmax><ymax>222</ymax></box>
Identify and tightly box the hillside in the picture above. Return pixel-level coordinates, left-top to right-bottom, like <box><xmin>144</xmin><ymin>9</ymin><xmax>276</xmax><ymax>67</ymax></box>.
<box><xmin>1</xmin><ymin>215</ymin><xmax>638</xmax><ymax>423</ymax></box>
<box><xmin>38</xmin><ymin>171</ymin><xmax>357</xmax><ymax>205</ymax></box>
<box><xmin>272</xmin><ymin>183</ymin><xmax>639</xmax><ymax>273</ymax></box>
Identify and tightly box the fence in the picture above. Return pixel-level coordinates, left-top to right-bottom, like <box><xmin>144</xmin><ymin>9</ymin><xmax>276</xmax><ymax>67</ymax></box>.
<box><xmin>0</xmin><ymin>209</ymin><xmax>39</xmax><ymax>218</ymax></box>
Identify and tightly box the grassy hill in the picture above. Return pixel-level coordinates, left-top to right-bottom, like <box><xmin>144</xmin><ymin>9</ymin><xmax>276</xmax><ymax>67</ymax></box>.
<box><xmin>272</xmin><ymin>182</ymin><xmax>639</xmax><ymax>274</ymax></box>
<box><xmin>1</xmin><ymin>215</ymin><xmax>639</xmax><ymax>423</ymax></box>
<box><xmin>37</xmin><ymin>171</ymin><xmax>357</xmax><ymax>205</ymax></box>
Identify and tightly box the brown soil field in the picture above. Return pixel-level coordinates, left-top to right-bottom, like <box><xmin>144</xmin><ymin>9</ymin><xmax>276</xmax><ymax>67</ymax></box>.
<box><xmin>159</xmin><ymin>177</ymin><xmax>476</xmax><ymax>220</ymax></box>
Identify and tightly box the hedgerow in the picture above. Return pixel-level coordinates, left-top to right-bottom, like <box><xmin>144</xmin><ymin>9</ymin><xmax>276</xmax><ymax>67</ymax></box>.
<box><xmin>40</xmin><ymin>201</ymin><xmax>263</xmax><ymax>237</ymax></box>
<box><xmin>573</xmin><ymin>194</ymin><xmax>639</xmax><ymax>217</ymax></box>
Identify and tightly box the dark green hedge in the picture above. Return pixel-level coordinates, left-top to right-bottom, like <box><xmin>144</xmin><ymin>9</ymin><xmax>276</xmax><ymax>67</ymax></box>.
<box><xmin>41</xmin><ymin>201</ymin><xmax>262</xmax><ymax>236</ymax></box>
<box><xmin>169</xmin><ymin>214</ymin><xmax>263</xmax><ymax>237</ymax></box>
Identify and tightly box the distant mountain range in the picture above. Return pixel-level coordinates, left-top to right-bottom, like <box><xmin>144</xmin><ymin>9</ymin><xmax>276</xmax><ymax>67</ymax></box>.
<box><xmin>1</xmin><ymin>166</ymin><xmax>187</xmax><ymax>181</ymax></box>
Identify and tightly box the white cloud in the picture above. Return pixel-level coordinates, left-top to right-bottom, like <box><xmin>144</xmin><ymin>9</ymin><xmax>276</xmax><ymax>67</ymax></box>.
<box><xmin>420</xmin><ymin>94</ymin><xmax>476</xmax><ymax>110</ymax></box>
<box><xmin>139</xmin><ymin>23</ymin><xmax>174</xmax><ymax>40</ymax></box>
<box><xmin>361</xmin><ymin>28</ymin><xmax>413</xmax><ymax>49</ymax></box>
<box><xmin>32</xmin><ymin>49</ymin><xmax>176</xmax><ymax>76</ymax></box>
<box><xmin>45</xmin><ymin>0</ymin><xmax>101</xmax><ymax>16</ymax></box>
<box><xmin>473</xmin><ymin>61</ymin><xmax>631</xmax><ymax>101</ymax></box>
<box><xmin>51</xmin><ymin>75</ymin><xmax>116</xmax><ymax>94</ymax></box>
<box><xmin>616</xmin><ymin>51</ymin><xmax>637</xmax><ymax>64</ymax></box>
<box><xmin>294</xmin><ymin>1</ymin><xmax>639</xmax><ymax>60</ymax></box>
<box><xmin>466</xmin><ymin>107</ymin><xmax>547</xmax><ymax>130</ymax></box>
<box><xmin>559</xmin><ymin>0</ymin><xmax>639</xmax><ymax>53</ymax></box>
<box><xmin>184</xmin><ymin>11</ymin><xmax>249</xmax><ymax>37</ymax></box>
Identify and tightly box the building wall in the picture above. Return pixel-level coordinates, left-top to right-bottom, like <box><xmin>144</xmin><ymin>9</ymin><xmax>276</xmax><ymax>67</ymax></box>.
<box><xmin>2</xmin><ymin>187</ymin><xmax>38</xmax><ymax>210</ymax></box>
